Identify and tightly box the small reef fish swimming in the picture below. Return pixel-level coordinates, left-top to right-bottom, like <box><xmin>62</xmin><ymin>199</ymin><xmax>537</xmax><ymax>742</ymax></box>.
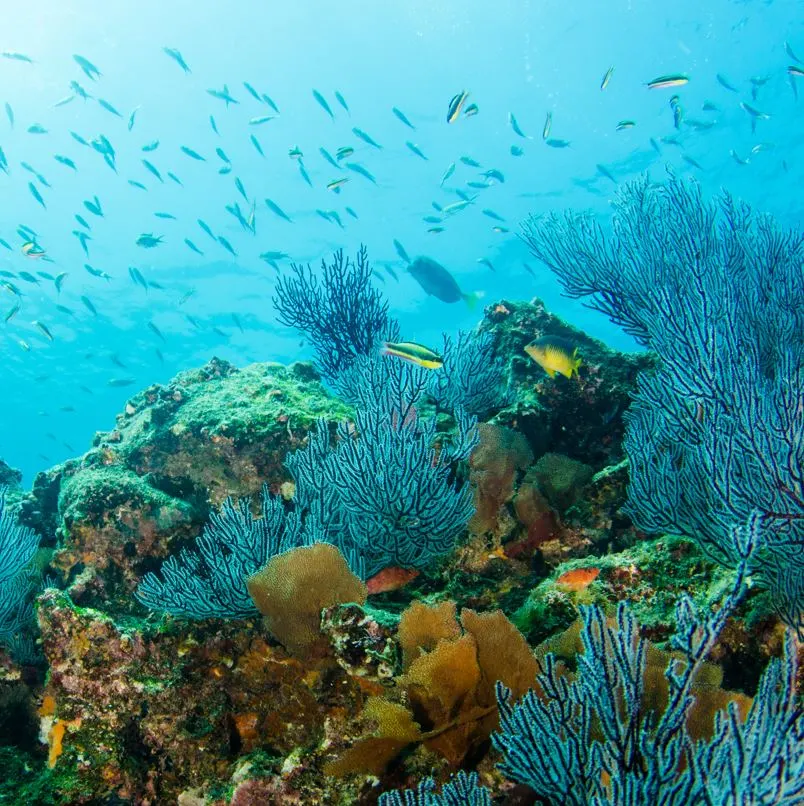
<box><xmin>600</xmin><ymin>65</ymin><xmax>614</xmax><ymax>90</ymax></box>
<box><xmin>381</xmin><ymin>341</ymin><xmax>443</xmax><ymax>370</ymax></box>
<box><xmin>447</xmin><ymin>90</ymin><xmax>470</xmax><ymax>123</ymax></box>
<box><xmin>524</xmin><ymin>336</ymin><xmax>582</xmax><ymax>379</ymax></box>
<box><xmin>646</xmin><ymin>73</ymin><xmax>689</xmax><ymax>90</ymax></box>
<box><xmin>136</xmin><ymin>233</ymin><xmax>164</xmax><ymax>248</ymax></box>
<box><xmin>407</xmin><ymin>256</ymin><xmax>482</xmax><ymax>308</ymax></box>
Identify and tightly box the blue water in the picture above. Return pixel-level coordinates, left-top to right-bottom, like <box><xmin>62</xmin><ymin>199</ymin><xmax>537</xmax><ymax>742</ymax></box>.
<box><xmin>1</xmin><ymin>0</ymin><xmax>801</xmax><ymax>482</ymax></box>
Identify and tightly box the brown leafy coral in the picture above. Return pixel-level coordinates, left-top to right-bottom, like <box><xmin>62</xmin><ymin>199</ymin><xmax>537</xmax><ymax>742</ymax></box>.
<box><xmin>326</xmin><ymin>600</ymin><xmax>539</xmax><ymax>776</ymax></box>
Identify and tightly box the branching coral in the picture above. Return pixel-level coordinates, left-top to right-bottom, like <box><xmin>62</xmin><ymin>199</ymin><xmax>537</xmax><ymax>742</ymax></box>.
<box><xmin>493</xmin><ymin>525</ymin><xmax>803</xmax><ymax>805</ymax></box>
<box><xmin>379</xmin><ymin>771</ymin><xmax>492</xmax><ymax>806</ymax></box>
<box><xmin>273</xmin><ymin>245</ymin><xmax>399</xmax><ymax>380</ymax></box>
<box><xmin>522</xmin><ymin>173</ymin><xmax>804</xmax><ymax>630</ymax></box>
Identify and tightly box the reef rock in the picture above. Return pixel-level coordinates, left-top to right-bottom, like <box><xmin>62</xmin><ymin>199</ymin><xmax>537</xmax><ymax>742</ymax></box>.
<box><xmin>19</xmin><ymin>358</ymin><xmax>351</xmax><ymax>614</ymax></box>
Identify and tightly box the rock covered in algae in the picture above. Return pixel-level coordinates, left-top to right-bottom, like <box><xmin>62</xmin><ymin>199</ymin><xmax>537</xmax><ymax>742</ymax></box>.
<box><xmin>18</xmin><ymin>358</ymin><xmax>351</xmax><ymax>614</ymax></box>
<box><xmin>35</xmin><ymin>587</ymin><xmax>370</xmax><ymax>804</ymax></box>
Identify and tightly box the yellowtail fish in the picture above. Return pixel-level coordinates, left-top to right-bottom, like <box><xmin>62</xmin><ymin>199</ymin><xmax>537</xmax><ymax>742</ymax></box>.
<box><xmin>381</xmin><ymin>341</ymin><xmax>443</xmax><ymax>370</ymax></box>
<box><xmin>600</xmin><ymin>66</ymin><xmax>614</xmax><ymax>90</ymax></box>
<box><xmin>616</xmin><ymin>120</ymin><xmax>636</xmax><ymax>131</ymax></box>
<box><xmin>525</xmin><ymin>336</ymin><xmax>581</xmax><ymax>379</ymax></box>
<box><xmin>646</xmin><ymin>74</ymin><xmax>689</xmax><ymax>90</ymax></box>
<box><xmin>788</xmin><ymin>65</ymin><xmax>804</xmax><ymax>78</ymax></box>
<box><xmin>336</xmin><ymin>146</ymin><xmax>354</xmax><ymax>161</ymax></box>
<box><xmin>32</xmin><ymin>320</ymin><xmax>54</xmax><ymax>341</ymax></box>
<box><xmin>447</xmin><ymin>90</ymin><xmax>470</xmax><ymax>123</ymax></box>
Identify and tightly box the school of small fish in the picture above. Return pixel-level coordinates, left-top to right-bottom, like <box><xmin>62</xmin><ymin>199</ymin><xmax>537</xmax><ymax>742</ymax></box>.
<box><xmin>1</xmin><ymin>38</ymin><xmax>800</xmax><ymax>464</ymax></box>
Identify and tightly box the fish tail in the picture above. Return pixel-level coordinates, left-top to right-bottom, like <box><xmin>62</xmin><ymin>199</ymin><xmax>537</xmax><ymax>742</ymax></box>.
<box><xmin>462</xmin><ymin>290</ymin><xmax>484</xmax><ymax>310</ymax></box>
<box><xmin>572</xmin><ymin>356</ymin><xmax>582</xmax><ymax>377</ymax></box>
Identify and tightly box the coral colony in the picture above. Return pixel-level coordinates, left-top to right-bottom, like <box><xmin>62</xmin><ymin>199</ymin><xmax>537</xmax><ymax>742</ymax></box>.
<box><xmin>0</xmin><ymin>177</ymin><xmax>801</xmax><ymax>803</ymax></box>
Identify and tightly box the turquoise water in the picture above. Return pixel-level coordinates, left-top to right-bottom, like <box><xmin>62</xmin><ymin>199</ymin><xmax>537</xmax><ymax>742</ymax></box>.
<box><xmin>1</xmin><ymin>0</ymin><xmax>801</xmax><ymax>482</ymax></box>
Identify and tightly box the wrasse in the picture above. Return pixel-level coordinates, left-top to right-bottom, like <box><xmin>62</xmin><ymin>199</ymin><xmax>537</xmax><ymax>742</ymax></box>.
<box><xmin>447</xmin><ymin>90</ymin><xmax>470</xmax><ymax>123</ymax></box>
<box><xmin>381</xmin><ymin>341</ymin><xmax>443</xmax><ymax>370</ymax></box>
<box><xmin>646</xmin><ymin>73</ymin><xmax>689</xmax><ymax>90</ymax></box>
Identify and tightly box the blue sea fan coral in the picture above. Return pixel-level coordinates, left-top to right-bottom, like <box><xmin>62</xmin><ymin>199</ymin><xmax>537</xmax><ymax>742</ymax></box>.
<box><xmin>136</xmin><ymin>485</ymin><xmax>322</xmax><ymax>618</ymax></box>
<box><xmin>378</xmin><ymin>771</ymin><xmax>492</xmax><ymax>806</ymax></box>
<box><xmin>273</xmin><ymin>245</ymin><xmax>399</xmax><ymax>381</ymax></box>
<box><xmin>427</xmin><ymin>330</ymin><xmax>509</xmax><ymax>419</ymax></box>
<box><xmin>493</xmin><ymin>532</ymin><xmax>804</xmax><ymax>805</ymax></box>
<box><xmin>522</xmin><ymin>173</ymin><xmax>804</xmax><ymax>630</ymax></box>
<box><xmin>0</xmin><ymin>487</ymin><xmax>39</xmax><ymax>655</ymax></box>
<box><xmin>289</xmin><ymin>353</ymin><xmax>478</xmax><ymax>577</ymax></box>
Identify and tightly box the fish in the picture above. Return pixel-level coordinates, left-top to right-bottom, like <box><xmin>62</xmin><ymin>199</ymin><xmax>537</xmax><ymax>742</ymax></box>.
<box><xmin>4</xmin><ymin>103</ymin><xmax>13</xmax><ymax>128</ymax></box>
<box><xmin>70</xmin><ymin>131</ymin><xmax>89</xmax><ymax>146</ymax></box>
<box><xmin>352</xmin><ymin>127</ymin><xmax>382</xmax><ymax>149</ymax></box>
<box><xmin>729</xmin><ymin>149</ymin><xmax>750</xmax><ymax>166</ymax></box>
<box><xmin>184</xmin><ymin>238</ymin><xmax>204</xmax><ymax>255</ymax></box>
<box><xmin>423</xmin><ymin>215</ymin><xmax>443</xmax><ymax>224</ymax></box>
<box><xmin>197</xmin><ymin>220</ymin><xmax>217</xmax><ymax>242</ymax></box>
<box><xmin>242</xmin><ymin>81</ymin><xmax>262</xmax><ymax>103</ymax></box>
<box><xmin>346</xmin><ymin>207</ymin><xmax>358</xmax><ymax>220</ymax></box>
<box><xmin>447</xmin><ymin>90</ymin><xmax>470</xmax><ymax>123</ymax></box>
<box><xmin>108</xmin><ymin>378</ymin><xmax>136</xmax><ymax>388</ymax></box>
<box><xmin>492</xmin><ymin>227</ymin><xmax>508</xmax><ymax>234</ymax></box>
<box><xmin>334</xmin><ymin>91</ymin><xmax>349</xmax><ymax>114</ymax></box>
<box><xmin>785</xmin><ymin>41</ymin><xmax>804</xmax><ymax>64</ymax></box>
<box><xmin>440</xmin><ymin>162</ymin><xmax>456</xmax><ymax>186</ymax></box>
<box><xmin>22</xmin><ymin>240</ymin><xmax>46</xmax><ymax>258</ymax></box>
<box><xmin>682</xmin><ymin>154</ymin><xmax>704</xmax><ymax>170</ymax></box>
<box><xmin>427</xmin><ymin>227</ymin><xmax>445</xmax><ymax>234</ymax></box>
<box><xmin>542</xmin><ymin>112</ymin><xmax>552</xmax><ymax>140</ymax></box>
<box><xmin>740</xmin><ymin>101</ymin><xmax>769</xmax><ymax>120</ymax></box>
<box><xmin>407</xmin><ymin>256</ymin><xmax>482</xmax><ymax>307</ymax></box>
<box><xmin>18</xmin><ymin>271</ymin><xmax>39</xmax><ymax>284</ymax></box>
<box><xmin>298</xmin><ymin>162</ymin><xmax>312</xmax><ymax>187</ymax></box>
<box><xmin>142</xmin><ymin>140</ymin><xmax>160</xmax><ymax>152</ymax></box>
<box><xmin>148</xmin><ymin>322</ymin><xmax>166</xmax><ymax>342</ymax></box>
<box><xmin>524</xmin><ymin>336</ymin><xmax>581</xmax><ymax>379</ymax></box>
<box><xmin>288</xmin><ymin>145</ymin><xmax>303</xmax><ymax>160</ymax></box>
<box><xmin>129</xmin><ymin>266</ymin><xmax>148</xmax><ymax>290</ymax></box>
<box><xmin>381</xmin><ymin>341</ymin><xmax>443</xmax><ymax>370</ymax></box>
<box><xmin>463</xmin><ymin>103</ymin><xmax>479</xmax><ymax>117</ymax></box>
<box><xmin>215</xmin><ymin>147</ymin><xmax>231</xmax><ymax>164</ymax></box>
<box><xmin>716</xmin><ymin>73</ymin><xmax>739</xmax><ymax>92</ymax></box>
<box><xmin>54</xmin><ymin>273</ymin><xmax>68</xmax><ymax>292</ymax></box>
<box><xmin>393</xmin><ymin>239</ymin><xmax>410</xmax><ymax>263</ymax></box>
<box><xmin>27</xmin><ymin>124</ymin><xmax>48</xmax><ymax>134</ymax></box>
<box><xmin>545</xmin><ymin>138</ymin><xmax>571</xmax><ymax>148</ymax></box>
<box><xmin>442</xmin><ymin>198</ymin><xmax>476</xmax><ymax>215</ymax></box>
<box><xmin>84</xmin><ymin>263</ymin><xmax>112</xmax><ymax>281</ymax></box>
<box><xmin>261</xmin><ymin>93</ymin><xmax>282</xmax><ymax>115</ymax></box>
<box><xmin>73</xmin><ymin>54</ymin><xmax>101</xmax><ymax>80</ymax></box>
<box><xmin>218</xmin><ymin>236</ymin><xmax>237</xmax><ymax>257</ymax></box>
<box><xmin>392</xmin><ymin>106</ymin><xmax>415</xmax><ymax>129</ymax></box>
<box><xmin>97</xmin><ymin>98</ymin><xmax>122</xmax><ymax>117</ymax></box>
<box><xmin>596</xmin><ymin>164</ymin><xmax>616</xmax><ymax>183</ymax></box>
<box><xmin>336</xmin><ymin>146</ymin><xmax>354</xmax><ymax>162</ymax></box>
<box><xmin>482</xmin><ymin>209</ymin><xmax>505</xmax><ymax>222</ymax></box>
<box><xmin>616</xmin><ymin>120</ymin><xmax>636</xmax><ymax>131</ymax></box>
<box><xmin>163</xmin><ymin>47</ymin><xmax>191</xmax><ymax>73</ymax></box>
<box><xmin>54</xmin><ymin>155</ymin><xmax>77</xmax><ymax>170</ymax></box>
<box><xmin>136</xmin><ymin>233</ymin><xmax>163</xmax><ymax>248</ymax></box>
<box><xmin>460</xmin><ymin>156</ymin><xmax>481</xmax><ymax>168</ymax></box>
<box><xmin>2</xmin><ymin>51</ymin><xmax>34</xmax><ymax>63</ymax></box>
<box><xmin>32</xmin><ymin>320</ymin><xmax>54</xmax><ymax>341</ymax></box>
<box><xmin>167</xmin><ymin>172</ymin><xmax>182</xmax><ymax>185</ymax></box>
<box><xmin>326</xmin><ymin>178</ymin><xmax>349</xmax><ymax>192</ymax></box>
<box><xmin>207</xmin><ymin>85</ymin><xmax>239</xmax><ymax>106</ymax></box>
<box><xmin>180</xmin><ymin>145</ymin><xmax>205</xmax><ymax>161</ymax></box>
<box><xmin>406</xmin><ymin>142</ymin><xmax>427</xmax><ymax>160</ymax></box>
<box><xmin>265</xmin><ymin>198</ymin><xmax>293</xmax><ymax>223</ymax></box>
<box><xmin>509</xmin><ymin>112</ymin><xmax>529</xmax><ymax>138</ymax></box>
<box><xmin>345</xmin><ymin>162</ymin><xmax>377</xmax><ymax>184</ymax></box>
<box><xmin>250</xmin><ymin>134</ymin><xmax>264</xmax><ymax>157</ymax></box>
<box><xmin>319</xmin><ymin>147</ymin><xmax>339</xmax><ymax>169</ymax></box>
<box><xmin>142</xmin><ymin>159</ymin><xmax>164</xmax><ymax>182</ymax></box>
<box><xmin>259</xmin><ymin>250</ymin><xmax>290</xmax><ymax>262</ymax></box>
<box><xmin>600</xmin><ymin>66</ymin><xmax>615</xmax><ymax>90</ymax></box>
<box><xmin>73</xmin><ymin>230</ymin><xmax>92</xmax><ymax>256</ymax></box>
<box><xmin>312</xmin><ymin>89</ymin><xmax>335</xmax><ymax>119</ymax></box>
<box><xmin>483</xmin><ymin>169</ymin><xmax>505</xmax><ymax>184</ymax></box>
<box><xmin>789</xmin><ymin>65</ymin><xmax>804</xmax><ymax>78</ymax></box>
<box><xmin>154</xmin><ymin>211</ymin><xmax>176</xmax><ymax>220</ymax></box>
<box><xmin>84</xmin><ymin>196</ymin><xmax>103</xmax><ymax>216</ymax></box>
<box><xmin>249</xmin><ymin>115</ymin><xmax>274</xmax><ymax>125</ymax></box>
<box><xmin>81</xmin><ymin>296</ymin><xmax>98</xmax><ymax>316</ymax></box>
<box><xmin>210</xmin><ymin>115</ymin><xmax>219</xmax><ymax>135</ymax></box>
<box><xmin>646</xmin><ymin>74</ymin><xmax>689</xmax><ymax>89</ymax></box>
<box><xmin>69</xmin><ymin>81</ymin><xmax>92</xmax><ymax>100</ymax></box>
<box><xmin>556</xmin><ymin>567</ymin><xmax>600</xmax><ymax>592</ymax></box>
<box><xmin>510</xmin><ymin>145</ymin><xmax>524</xmax><ymax>157</ymax></box>
<box><xmin>4</xmin><ymin>303</ymin><xmax>19</xmax><ymax>324</ymax></box>
<box><xmin>28</xmin><ymin>182</ymin><xmax>46</xmax><ymax>209</ymax></box>
<box><xmin>477</xmin><ymin>258</ymin><xmax>496</xmax><ymax>272</ymax></box>
<box><xmin>53</xmin><ymin>95</ymin><xmax>75</xmax><ymax>108</ymax></box>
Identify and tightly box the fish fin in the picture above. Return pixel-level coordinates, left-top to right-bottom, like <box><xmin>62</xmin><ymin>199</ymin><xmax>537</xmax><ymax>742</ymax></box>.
<box><xmin>462</xmin><ymin>290</ymin><xmax>484</xmax><ymax>310</ymax></box>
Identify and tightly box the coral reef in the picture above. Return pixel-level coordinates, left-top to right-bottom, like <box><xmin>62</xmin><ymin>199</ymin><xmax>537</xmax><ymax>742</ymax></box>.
<box><xmin>18</xmin><ymin>358</ymin><xmax>351</xmax><ymax>615</ymax></box>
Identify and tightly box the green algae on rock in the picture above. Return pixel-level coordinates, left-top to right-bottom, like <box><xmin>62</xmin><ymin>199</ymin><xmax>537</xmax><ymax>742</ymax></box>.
<box><xmin>19</xmin><ymin>358</ymin><xmax>352</xmax><ymax>615</ymax></box>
